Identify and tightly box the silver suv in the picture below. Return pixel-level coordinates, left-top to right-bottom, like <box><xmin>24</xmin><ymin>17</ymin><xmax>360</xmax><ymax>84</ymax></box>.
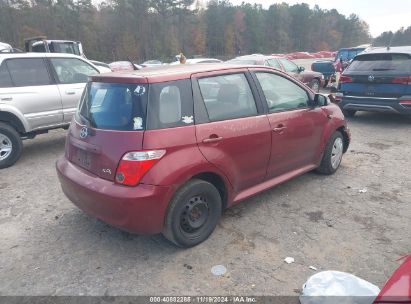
<box><xmin>0</xmin><ymin>53</ymin><xmax>99</xmax><ymax>168</ymax></box>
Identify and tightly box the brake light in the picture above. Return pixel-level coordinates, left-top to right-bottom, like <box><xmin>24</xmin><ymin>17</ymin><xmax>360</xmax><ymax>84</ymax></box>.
<box><xmin>115</xmin><ymin>150</ymin><xmax>166</xmax><ymax>186</ymax></box>
<box><xmin>339</xmin><ymin>75</ymin><xmax>353</xmax><ymax>84</ymax></box>
<box><xmin>392</xmin><ymin>76</ymin><xmax>411</xmax><ymax>85</ymax></box>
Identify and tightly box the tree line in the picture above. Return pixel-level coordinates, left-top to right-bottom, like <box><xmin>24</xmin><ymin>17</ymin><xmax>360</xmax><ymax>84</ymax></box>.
<box><xmin>0</xmin><ymin>0</ymin><xmax>372</xmax><ymax>62</ymax></box>
<box><xmin>374</xmin><ymin>26</ymin><xmax>411</xmax><ymax>48</ymax></box>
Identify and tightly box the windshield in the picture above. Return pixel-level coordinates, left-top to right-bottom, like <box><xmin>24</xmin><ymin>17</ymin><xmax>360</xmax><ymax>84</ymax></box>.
<box><xmin>78</xmin><ymin>82</ymin><xmax>148</xmax><ymax>131</ymax></box>
<box><xmin>346</xmin><ymin>53</ymin><xmax>411</xmax><ymax>74</ymax></box>
<box><xmin>50</xmin><ymin>42</ymin><xmax>81</xmax><ymax>56</ymax></box>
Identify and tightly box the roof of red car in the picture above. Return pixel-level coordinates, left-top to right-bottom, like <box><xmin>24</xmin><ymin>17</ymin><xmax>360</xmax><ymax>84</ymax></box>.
<box><xmin>91</xmin><ymin>64</ymin><xmax>261</xmax><ymax>84</ymax></box>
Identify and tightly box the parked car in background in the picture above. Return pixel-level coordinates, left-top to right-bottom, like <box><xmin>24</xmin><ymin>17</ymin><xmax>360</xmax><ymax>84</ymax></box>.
<box><xmin>311</xmin><ymin>46</ymin><xmax>368</xmax><ymax>87</ymax></box>
<box><xmin>0</xmin><ymin>42</ymin><xmax>12</xmax><ymax>53</ymax></box>
<box><xmin>56</xmin><ymin>63</ymin><xmax>350</xmax><ymax>248</ymax></box>
<box><xmin>141</xmin><ymin>60</ymin><xmax>163</xmax><ymax>67</ymax></box>
<box><xmin>108</xmin><ymin>61</ymin><xmax>142</xmax><ymax>71</ymax></box>
<box><xmin>227</xmin><ymin>54</ymin><xmax>324</xmax><ymax>92</ymax></box>
<box><xmin>24</xmin><ymin>36</ymin><xmax>111</xmax><ymax>73</ymax></box>
<box><xmin>334</xmin><ymin>46</ymin><xmax>411</xmax><ymax>117</ymax></box>
<box><xmin>0</xmin><ymin>53</ymin><xmax>99</xmax><ymax>168</ymax></box>
<box><xmin>170</xmin><ymin>58</ymin><xmax>223</xmax><ymax>65</ymax></box>
<box><xmin>89</xmin><ymin>60</ymin><xmax>112</xmax><ymax>73</ymax></box>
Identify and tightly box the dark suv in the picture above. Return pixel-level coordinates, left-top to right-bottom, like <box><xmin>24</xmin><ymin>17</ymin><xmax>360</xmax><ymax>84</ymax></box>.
<box><xmin>56</xmin><ymin>64</ymin><xmax>350</xmax><ymax>247</ymax></box>
<box><xmin>336</xmin><ymin>46</ymin><xmax>411</xmax><ymax>117</ymax></box>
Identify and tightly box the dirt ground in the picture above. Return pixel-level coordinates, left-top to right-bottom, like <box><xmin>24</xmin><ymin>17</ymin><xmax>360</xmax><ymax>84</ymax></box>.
<box><xmin>0</xmin><ymin>110</ymin><xmax>410</xmax><ymax>296</ymax></box>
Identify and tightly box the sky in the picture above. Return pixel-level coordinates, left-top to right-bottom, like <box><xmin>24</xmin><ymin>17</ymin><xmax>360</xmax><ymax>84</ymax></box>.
<box><xmin>225</xmin><ymin>0</ymin><xmax>411</xmax><ymax>37</ymax></box>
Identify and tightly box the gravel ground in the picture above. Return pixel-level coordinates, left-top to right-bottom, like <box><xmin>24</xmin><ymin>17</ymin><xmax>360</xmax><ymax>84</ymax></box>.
<box><xmin>0</xmin><ymin>111</ymin><xmax>410</xmax><ymax>296</ymax></box>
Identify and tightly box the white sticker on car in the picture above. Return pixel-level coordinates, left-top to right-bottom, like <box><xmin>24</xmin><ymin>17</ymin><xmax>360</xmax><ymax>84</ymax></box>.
<box><xmin>133</xmin><ymin>117</ymin><xmax>143</xmax><ymax>130</ymax></box>
<box><xmin>134</xmin><ymin>85</ymin><xmax>146</xmax><ymax>96</ymax></box>
<box><xmin>182</xmin><ymin>116</ymin><xmax>193</xmax><ymax>124</ymax></box>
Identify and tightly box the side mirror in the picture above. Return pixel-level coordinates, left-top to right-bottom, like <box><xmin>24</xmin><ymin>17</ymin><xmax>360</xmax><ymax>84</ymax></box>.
<box><xmin>298</xmin><ymin>66</ymin><xmax>305</xmax><ymax>72</ymax></box>
<box><xmin>312</xmin><ymin>93</ymin><xmax>327</xmax><ymax>107</ymax></box>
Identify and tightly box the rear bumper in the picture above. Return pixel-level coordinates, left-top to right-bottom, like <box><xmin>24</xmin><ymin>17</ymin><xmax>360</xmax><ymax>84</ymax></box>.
<box><xmin>56</xmin><ymin>156</ymin><xmax>174</xmax><ymax>235</ymax></box>
<box><xmin>339</xmin><ymin>96</ymin><xmax>411</xmax><ymax>115</ymax></box>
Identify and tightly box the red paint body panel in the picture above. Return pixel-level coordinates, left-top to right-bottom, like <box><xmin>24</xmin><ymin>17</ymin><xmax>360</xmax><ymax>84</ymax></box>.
<box><xmin>57</xmin><ymin>64</ymin><xmax>350</xmax><ymax>236</ymax></box>
<box><xmin>374</xmin><ymin>256</ymin><xmax>411</xmax><ymax>303</ymax></box>
<box><xmin>195</xmin><ymin>115</ymin><xmax>272</xmax><ymax>194</ymax></box>
<box><xmin>56</xmin><ymin>158</ymin><xmax>173</xmax><ymax>234</ymax></box>
<box><xmin>67</xmin><ymin>118</ymin><xmax>144</xmax><ymax>181</ymax></box>
<box><xmin>266</xmin><ymin>108</ymin><xmax>328</xmax><ymax>178</ymax></box>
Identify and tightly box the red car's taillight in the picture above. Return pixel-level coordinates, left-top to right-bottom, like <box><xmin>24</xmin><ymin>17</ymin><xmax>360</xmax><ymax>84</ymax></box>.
<box><xmin>115</xmin><ymin>150</ymin><xmax>166</xmax><ymax>186</ymax></box>
<box><xmin>339</xmin><ymin>75</ymin><xmax>353</xmax><ymax>84</ymax></box>
<box><xmin>392</xmin><ymin>76</ymin><xmax>411</xmax><ymax>85</ymax></box>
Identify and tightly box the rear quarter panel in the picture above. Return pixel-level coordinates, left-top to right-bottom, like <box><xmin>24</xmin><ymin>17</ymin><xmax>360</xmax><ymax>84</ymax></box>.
<box><xmin>141</xmin><ymin>125</ymin><xmax>233</xmax><ymax>199</ymax></box>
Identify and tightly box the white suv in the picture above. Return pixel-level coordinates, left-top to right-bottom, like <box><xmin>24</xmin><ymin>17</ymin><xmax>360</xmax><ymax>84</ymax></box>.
<box><xmin>0</xmin><ymin>53</ymin><xmax>99</xmax><ymax>168</ymax></box>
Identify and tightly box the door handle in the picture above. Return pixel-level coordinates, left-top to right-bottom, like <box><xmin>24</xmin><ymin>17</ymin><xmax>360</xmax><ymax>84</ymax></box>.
<box><xmin>203</xmin><ymin>136</ymin><xmax>223</xmax><ymax>144</ymax></box>
<box><xmin>0</xmin><ymin>97</ymin><xmax>12</xmax><ymax>101</ymax></box>
<box><xmin>273</xmin><ymin>126</ymin><xmax>287</xmax><ymax>132</ymax></box>
<box><xmin>65</xmin><ymin>91</ymin><xmax>76</xmax><ymax>95</ymax></box>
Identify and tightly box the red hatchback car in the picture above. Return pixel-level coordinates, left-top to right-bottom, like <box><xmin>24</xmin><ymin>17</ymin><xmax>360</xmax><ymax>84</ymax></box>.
<box><xmin>56</xmin><ymin>64</ymin><xmax>350</xmax><ymax>247</ymax></box>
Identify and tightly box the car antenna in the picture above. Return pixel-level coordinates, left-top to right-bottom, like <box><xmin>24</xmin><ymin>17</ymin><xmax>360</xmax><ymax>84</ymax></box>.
<box><xmin>127</xmin><ymin>57</ymin><xmax>138</xmax><ymax>71</ymax></box>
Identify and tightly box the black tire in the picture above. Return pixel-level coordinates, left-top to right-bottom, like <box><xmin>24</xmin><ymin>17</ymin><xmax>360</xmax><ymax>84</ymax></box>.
<box><xmin>343</xmin><ymin>110</ymin><xmax>356</xmax><ymax>117</ymax></box>
<box><xmin>316</xmin><ymin>131</ymin><xmax>344</xmax><ymax>175</ymax></box>
<box><xmin>0</xmin><ymin>122</ymin><xmax>23</xmax><ymax>169</ymax></box>
<box><xmin>323</xmin><ymin>79</ymin><xmax>329</xmax><ymax>88</ymax></box>
<box><xmin>309</xmin><ymin>78</ymin><xmax>321</xmax><ymax>93</ymax></box>
<box><xmin>163</xmin><ymin>179</ymin><xmax>222</xmax><ymax>248</ymax></box>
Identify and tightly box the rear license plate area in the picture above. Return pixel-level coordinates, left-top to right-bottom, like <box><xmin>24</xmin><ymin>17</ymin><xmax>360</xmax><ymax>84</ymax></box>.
<box><xmin>74</xmin><ymin>148</ymin><xmax>92</xmax><ymax>170</ymax></box>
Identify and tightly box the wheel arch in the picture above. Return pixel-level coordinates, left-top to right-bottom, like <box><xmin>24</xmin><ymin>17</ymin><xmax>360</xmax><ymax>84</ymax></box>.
<box><xmin>191</xmin><ymin>172</ymin><xmax>229</xmax><ymax>210</ymax></box>
<box><xmin>336</xmin><ymin>126</ymin><xmax>350</xmax><ymax>153</ymax></box>
<box><xmin>0</xmin><ymin>111</ymin><xmax>26</xmax><ymax>134</ymax></box>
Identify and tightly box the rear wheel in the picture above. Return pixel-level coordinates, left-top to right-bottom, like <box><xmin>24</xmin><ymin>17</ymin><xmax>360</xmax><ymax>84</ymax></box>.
<box><xmin>343</xmin><ymin>110</ymin><xmax>356</xmax><ymax>117</ymax></box>
<box><xmin>163</xmin><ymin>179</ymin><xmax>222</xmax><ymax>248</ymax></box>
<box><xmin>0</xmin><ymin>122</ymin><xmax>23</xmax><ymax>169</ymax></box>
<box><xmin>316</xmin><ymin>131</ymin><xmax>344</xmax><ymax>175</ymax></box>
<box><xmin>309</xmin><ymin>79</ymin><xmax>321</xmax><ymax>93</ymax></box>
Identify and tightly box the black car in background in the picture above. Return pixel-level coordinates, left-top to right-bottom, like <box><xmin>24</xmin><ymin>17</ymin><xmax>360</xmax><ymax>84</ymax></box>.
<box><xmin>335</xmin><ymin>46</ymin><xmax>411</xmax><ymax>117</ymax></box>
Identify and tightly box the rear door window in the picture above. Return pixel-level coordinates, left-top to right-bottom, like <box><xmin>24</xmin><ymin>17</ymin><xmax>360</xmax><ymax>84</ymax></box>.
<box><xmin>346</xmin><ymin>53</ymin><xmax>411</xmax><ymax>75</ymax></box>
<box><xmin>79</xmin><ymin>82</ymin><xmax>148</xmax><ymax>131</ymax></box>
<box><xmin>6</xmin><ymin>58</ymin><xmax>51</xmax><ymax>86</ymax></box>
<box><xmin>147</xmin><ymin>79</ymin><xmax>194</xmax><ymax>130</ymax></box>
<box><xmin>0</xmin><ymin>62</ymin><xmax>12</xmax><ymax>88</ymax></box>
<box><xmin>278</xmin><ymin>58</ymin><xmax>299</xmax><ymax>73</ymax></box>
<box><xmin>197</xmin><ymin>73</ymin><xmax>257</xmax><ymax>121</ymax></box>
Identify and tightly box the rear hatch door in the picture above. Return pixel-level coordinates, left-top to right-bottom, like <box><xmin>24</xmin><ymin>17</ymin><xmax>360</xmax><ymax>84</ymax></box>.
<box><xmin>67</xmin><ymin>81</ymin><xmax>148</xmax><ymax>181</ymax></box>
<box><xmin>341</xmin><ymin>53</ymin><xmax>411</xmax><ymax>98</ymax></box>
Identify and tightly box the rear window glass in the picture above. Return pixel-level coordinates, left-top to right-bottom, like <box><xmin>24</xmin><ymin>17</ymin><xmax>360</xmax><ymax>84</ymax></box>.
<box><xmin>347</xmin><ymin>53</ymin><xmax>411</xmax><ymax>74</ymax></box>
<box><xmin>78</xmin><ymin>82</ymin><xmax>148</xmax><ymax>131</ymax></box>
<box><xmin>146</xmin><ymin>79</ymin><xmax>194</xmax><ymax>130</ymax></box>
<box><xmin>6</xmin><ymin>58</ymin><xmax>51</xmax><ymax>86</ymax></box>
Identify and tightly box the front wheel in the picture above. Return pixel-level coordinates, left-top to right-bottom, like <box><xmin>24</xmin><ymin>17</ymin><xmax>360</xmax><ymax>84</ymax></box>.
<box><xmin>309</xmin><ymin>79</ymin><xmax>321</xmax><ymax>93</ymax></box>
<box><xmin>163</xmin><ymin>179</ymin><xmax>222</xmax><ymax>248</ymax></box>
<box><xmin>0</xmin><ymin>122</ymin><xmax>23</xmax><ymax>169</ymax></box>
<box><xmin>316</xmin><ymin>131</ymin><xmax>344</xmax><ymax>175</ymax></box>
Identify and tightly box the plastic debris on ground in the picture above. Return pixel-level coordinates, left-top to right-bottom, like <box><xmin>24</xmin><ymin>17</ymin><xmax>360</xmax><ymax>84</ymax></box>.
<box><xmin>359</xmin><ymin>188</ymin><xmax>368</xmax><ymax>193</ymax></box>
<box><xmin>284</xmin><ymin>257</ymin><xmax>295</xmax><ymax>264</ymax></box>
<box><xmin>309</xmin><ymin>266</ymin><xmax>318</xmax><ymax>271</ymax></box>
<box><xmin>299</xmin><ymin>271</ymin><xmax>380</xmax><ymax>304</ymax></box>
<box><xmin>211</xmin><ymin>265</ymin><xmax>227</xmax><ymax>276</ymax></box>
